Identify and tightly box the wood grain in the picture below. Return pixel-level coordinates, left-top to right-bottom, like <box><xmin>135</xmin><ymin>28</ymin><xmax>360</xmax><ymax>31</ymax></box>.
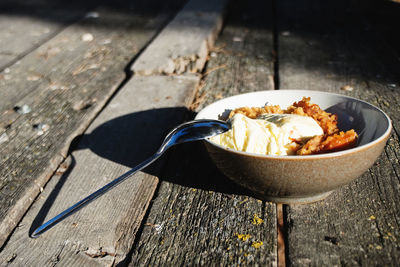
<box><xmin>129</xmin><ymin>0</ymin><xmax>278</xmax><ymax>265</ymax></box>
<box><xmin>0</xmin><ymin>75</ymin><xmax>199</xmax><ymax>266</ymax></box>
<box><xmin>0</xmin><ymin>0</ymin><xmax>186</xmax><ymax>249</ymax></box>
<box><xmin>131</xmin><ymin>0</ymin><xmax>227</xmax><ymax>75</ymax></box>
<box><xmin>277</xmin><ymin>0</ymin><xmax>400</xmax><ymax>265</ymax></box>
<box><xmin>0</xmin><ymin>0</ymin><xmax>92</xmax><ymax>71</ymax></box>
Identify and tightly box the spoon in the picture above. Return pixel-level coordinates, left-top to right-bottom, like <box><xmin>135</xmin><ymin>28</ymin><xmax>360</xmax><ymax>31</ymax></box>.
<box><xmin>31</xmin><ymin>119</ymin><xmax>230</xmax><ymax>238</ymax></box>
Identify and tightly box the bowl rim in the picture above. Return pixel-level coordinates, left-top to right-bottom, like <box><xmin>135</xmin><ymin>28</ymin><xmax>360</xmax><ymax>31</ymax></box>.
<box><xmin>195</xmin><ymin>90</ymin><xmax>393</xmax><ymax>160</ymax></box>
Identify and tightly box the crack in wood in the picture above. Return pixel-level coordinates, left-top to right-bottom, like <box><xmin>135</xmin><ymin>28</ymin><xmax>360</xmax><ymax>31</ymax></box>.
<box><xmin>85</xmin><ymin>247</ymin><xmax>117</xmax><ymax>258</ymax></box>
<box><xmin>163</xmin><ymin>55</ymin><xmax>201</xmax><ymax>75</ymax></box>
<box><xmin>51</xmin><ymin>242</ymin><xmax>66</xmax><ymax>267</ymax></box>
<box><xmin>324</xmin><ymin>236</ymin><xmax>339</xmax><ymax>245</ymax></box>
<box><xmin>5</xmin><ymin>253</ymin><xmax>17</xmax><ymax>263</ymax></box>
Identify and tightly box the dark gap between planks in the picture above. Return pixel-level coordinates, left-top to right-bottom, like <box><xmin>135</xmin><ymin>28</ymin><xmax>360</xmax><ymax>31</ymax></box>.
<box><xmin>272</xmin><ymin>0</ymin><xmax>280</xmax><ymax>90</ymax></box>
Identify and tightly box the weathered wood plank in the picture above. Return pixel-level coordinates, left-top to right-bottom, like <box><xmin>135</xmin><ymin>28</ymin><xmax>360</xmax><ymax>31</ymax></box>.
<box><xmin>0</xmin><ymin>0</ymin><xmax>186</xmax><ymax>248</ymax></box>
<box><xmin>354</xmin><ymin>0</ymin><xmax>400</xmax><ymax>56</ymax></box>
<box><xmin>131</xmin><ymin>0</ymin><xmax>227</xmax><ymax>75</ymax></box>
<box><xmin>129</xmin><ymin>0</ymin><xmax>277</xmax><ymax>265</ymax></box>
<box><xmin>277</xmin><ymin>0</ymin><xmax>400</xmax><ymax>265</ymax></box>
<box><xmin>0</xmin><ymin>75</ymin><xmax>199</xmax><ymax>266</ymax></box>
<box><xmin>0</xmin><ymin>0</ymin><xmax>91</xmax><ymax>70</ymax></box>
<box><xmin>131</xmin><ymin>174</ymin><xmax>277</xmax><ymax>266</ymax></box>
<box><xmin>194</xmin><ymin>0</ymin><xmax>275</xmax><ymax>111</ymax></box>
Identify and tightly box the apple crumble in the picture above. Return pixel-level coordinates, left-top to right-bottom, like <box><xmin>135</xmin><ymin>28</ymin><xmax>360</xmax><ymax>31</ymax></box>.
<box><xmin>228</xmin><ymin>97</ymin><xmax>358</xmax><ymax>155</ymax></box>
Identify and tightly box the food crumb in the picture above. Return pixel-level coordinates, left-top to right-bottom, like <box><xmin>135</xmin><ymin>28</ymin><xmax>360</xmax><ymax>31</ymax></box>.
<box><xmin>14</xmin><ymin>104</ymin><xmax>32</xmax><ymax>114</ymax></box>
<box><xmin>85</xmin><ymin>11</ymin><xmax>99</xmax><ymax>18</ymax></box>
<box><xmin>369</xmin><ymin>215</ymin><xmax>376</xmax><ymax>220</ymax></box>
<box><xmin>252</xmin><ymin>214</ymin><xmax>264</xmax><ymax>225</ymax></box>
<box><xmin>81</xmin><ymin>33</ymin><xmax>94</xmax><ymax>42</ymax></box>
<box><xmin>0</xmin><ymin>132</ymin><xmax>9</xmax><ymax>144</ymax></box>
<box><xmin>341</xmin><ymin>85</ymin><xmax>354</xmax><ymax>91</ymax></box>
<box><xmin>251</xmin><ymin>241</ymin><xmax>263</xmax><ymax>249</ymax></box>
<box><xmin>236</xmin><ymin>233</ymin><xmax>251</xmax><ymax>241</ymax></box>
<box><xmin>215</xmin><ymin>93</ymin><xmax>223</xmax><ymax>99</ymax></box>
<box><xmin>27</xmin><ymin>75</ymin><xmax>42</xmax><ymax>81</ymax></box>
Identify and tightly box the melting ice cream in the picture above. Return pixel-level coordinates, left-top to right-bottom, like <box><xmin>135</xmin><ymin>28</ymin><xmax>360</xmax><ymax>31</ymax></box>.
<box><xmin>210</xmin><ymin>113</ymin><xmax>324</xmax><ymax>155</ymax></box>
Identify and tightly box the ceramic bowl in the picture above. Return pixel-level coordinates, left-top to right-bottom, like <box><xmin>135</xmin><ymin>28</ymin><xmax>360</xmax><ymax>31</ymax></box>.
<box><xmin>195</xmin><ymin>90</ymin><xmax>392</xmax><ymax>203</ymax></box>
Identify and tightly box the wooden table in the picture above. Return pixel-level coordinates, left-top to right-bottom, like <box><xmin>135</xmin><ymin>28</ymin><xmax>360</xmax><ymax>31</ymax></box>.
<box><xmin>0</xmin><ymin>0</ymin><xmax>399</xmax><ymax>265</ymax></box>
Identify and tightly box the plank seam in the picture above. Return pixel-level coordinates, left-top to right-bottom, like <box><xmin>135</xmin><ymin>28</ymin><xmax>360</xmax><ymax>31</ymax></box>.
<box><xmin>276</xmin><ymin>203</ymin><xmax>286</xmax><ymax>267</ymax></box>
<box><xmin>0</xmin><ymin>4</ymin><xmax>181</xmax><ymax>249</ymax></box>
<box><xmin>0</xmin><ymin>74</ymin><xmax>122</xmax><ymax>249</ymax></box>
<box><xmin>272</xmin><ymin>0</ymin><xmax>280</xmax><ymax>90</ymax></box>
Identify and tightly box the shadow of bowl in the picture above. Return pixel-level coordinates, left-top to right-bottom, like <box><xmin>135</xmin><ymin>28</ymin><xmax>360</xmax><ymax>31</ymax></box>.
<box><xmin>75</xmin><ymin>107</ymin><xmax>253</xmax><ymax>196</ymax></box>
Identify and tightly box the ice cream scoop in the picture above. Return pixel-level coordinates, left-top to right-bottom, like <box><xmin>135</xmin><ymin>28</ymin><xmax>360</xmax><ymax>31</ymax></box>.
<box><xmin>210</xmin><ymin>113</ymin><xmax>323</xmax><ymax>155</ymax></box>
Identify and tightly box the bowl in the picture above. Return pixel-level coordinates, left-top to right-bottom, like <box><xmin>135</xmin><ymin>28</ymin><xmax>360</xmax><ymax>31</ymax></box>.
<box><xmin>195</xmin><ymin>90</ymin><xmax>392</xmax><ymax>204</ymax></box>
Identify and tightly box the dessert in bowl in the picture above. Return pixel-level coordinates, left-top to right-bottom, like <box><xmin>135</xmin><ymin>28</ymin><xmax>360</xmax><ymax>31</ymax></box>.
<box><xmin>195</xmin><ymin>90</ymin><xmax>392</xmax><ymax>203</ymax></box>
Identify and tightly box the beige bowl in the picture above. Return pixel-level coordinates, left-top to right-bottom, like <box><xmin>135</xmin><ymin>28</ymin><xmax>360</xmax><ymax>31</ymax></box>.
<box><xmin>195</xmin><ymin>90</ymin><xmax>392</xmax><ymax>203</ymax></box>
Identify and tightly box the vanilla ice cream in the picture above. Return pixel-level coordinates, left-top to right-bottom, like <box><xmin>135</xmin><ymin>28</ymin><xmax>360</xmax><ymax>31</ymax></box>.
<box><xmin>210</xmin><ymin>113</ymin><xmax>324</xmax><ymax>155</ymax></box>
